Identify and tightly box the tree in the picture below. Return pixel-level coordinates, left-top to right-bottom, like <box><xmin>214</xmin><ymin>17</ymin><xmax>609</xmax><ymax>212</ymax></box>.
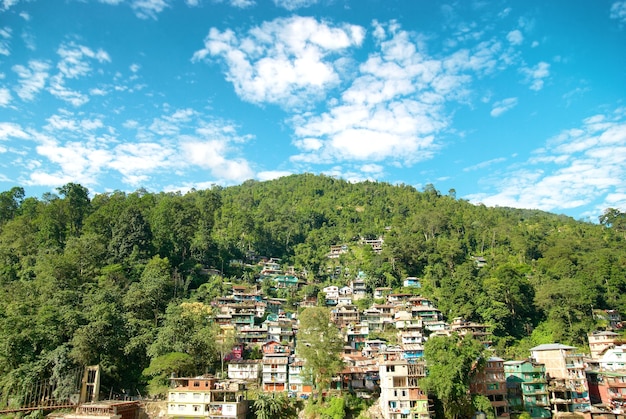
<box><xmin>421</xmin><ymin>333</ymin><xmax>486</xmax><ymax>419</ymax></box>
<box><xmin>253</xmin><ymin>393</ymin><xmax>295</xmax><ymax>419</ymax></box>
<box><xmin>295</xmin><ymin>307</ymin><xmax>343</xmax><ymax>397</ymax></box>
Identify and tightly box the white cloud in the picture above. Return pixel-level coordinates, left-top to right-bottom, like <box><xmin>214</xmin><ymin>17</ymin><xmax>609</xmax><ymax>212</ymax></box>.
<box><xmin>57</xmin><ymin>42</ymin><xmax>111</xmax><ymax>79</ymax></box>
<box><xmin>610</xmin><ymin>1</ymin><xmax>626</xmax><ymax>23</ymax></box>
<box><xmin>490</xmin><ymin>97</ymin><xmax>518</xmax><ymax>117</ymax></box>
<box><xmin>0</xmin><ymin>27</ymin><xmax>11</xmax><ymax>56</ymax></box>
<box><xmin>16</xmin><ymin>108</ymin><xmax>256</xmax><ymax>189</ymax></box>
<box><xmin>273</xmin><ymin>0</ymin><xmax>318</xmax><ymax>10</ymax></box>
<box><xmin>257</xmin><ymin>170</ymin><xmax>292</xmax><ymax>181</ymax></box>
<box><xmin>0</xmin><ymin>122</ymin><xmax>28</xmax><ymax>140</ymax></box>
<box><xmin>230</xmin><ymin>0</ymin><xmax>255</xmax><ymax>7</ymax></box>
<box><xmin>463</xmin><ymin>157</ymin><xmax>506</xmax><ymax>172</ymax></box>
<box><xmin>12</xmin><ymin>60</ymin><xmax>50</xmax><ymax>101</ymax></box>
<box><xmin>521</xmin><ymin>61</ymin><xmax>550</xmax><ymax>91</ymax></box>
<box><xmin>290</xmin><ymin>21</ymin><xmax>516</xmax><ymax>166</ymax></box>
<box><xmin>506</xmin><ymin>29</ymin><xmax>523</xmax><ymax>45</ymax></box>
<box><xmin>131</xmin><ymin>0</ymin><xmax>170</xmax><ymax>19</ymax></box>
<box><xmin>192</xmin><ymin>16</ymin><xmax>365</xmax><ymax>107</ymax></box>
<box><xmin>130</xmin><ymin>63</ymin><xmax>141</xmax><ymax>73</ymax></box>
<box><xmin>1</xmin><ymin>0</ymin><xmax>20</xmax><ymax>11</ymax></box>
<box><xmin>467</xmin><ymin>108</ymin><xmax>626</xmax><ymax>216</ymax></box>
<box><xmin>0</xmin><ymin>87</ymin><xmax>11</xmax><ymax>106</ymax></box>
<box><xmin>48</xmin><ymin>74</ymin><xmax>90</xmax><ymax>107</ymax></box>
<box><xmin>98</xmin><ymin>0</ymin><xmax>172</xmax><ymax>19</ymax></box>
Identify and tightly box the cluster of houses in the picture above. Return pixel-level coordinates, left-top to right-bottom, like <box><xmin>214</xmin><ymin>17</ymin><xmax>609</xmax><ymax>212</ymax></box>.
<box><xmin>165</xmin><ymin>255</ymin><xmax>626</xmax><ymax>419</ymax></box>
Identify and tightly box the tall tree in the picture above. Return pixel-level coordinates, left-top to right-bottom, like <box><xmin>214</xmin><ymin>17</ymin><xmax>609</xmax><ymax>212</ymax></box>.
<box><xmin>421</xmin><ymin>333</ymin><xmax>486</xmax><ymax>419</ymax></box>
<box><xmin>295</xmin><ymin>307</ymin><xmax>343</xmax><ymax>397</ymax></box>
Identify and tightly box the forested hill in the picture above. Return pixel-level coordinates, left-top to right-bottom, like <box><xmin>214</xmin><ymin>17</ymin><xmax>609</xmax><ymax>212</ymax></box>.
<box><xmin>1</xmin><ymin>174</ymin><xmax>625</xmax><ymax>397</ymax></box>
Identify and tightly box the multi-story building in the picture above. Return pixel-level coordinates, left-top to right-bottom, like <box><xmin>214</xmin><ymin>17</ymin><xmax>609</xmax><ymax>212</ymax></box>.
<box><xmin>288</xmin><ymin>359</ymin><xmax>313</xmax><ymax>395</ymax></box>
<box><xmin>167</xmin><ymin>376</ymin><xmax>248</xmax><ymax>419</ymax></box>
<box><xmin>346</xmin><ymin>322</ymin><xmax>369</xmax><ymax>351</ymax></box>
<box><xmin>378</xmin><ymin>350</ymin><xmax>431</xmax><ymax>419</ymax></box>
<box><xmin>261</xmin><ymin>340</ymin><xmax>290</xmax><ymax>392</ymax></box>
<box><xmin>504</xmin><ymin>360</ymin><xmax>550</xmax><ymax>418</ymax></box>
<box><xmin>588</xmin><ymin>331</ymin><xmax>621</xmax><ymax>359</ymax></box>
<box><xmin>331</xmin><ymin>305</ymin><xmax>360</xmax><ymax>329</ymax></box>
<box><xmin>530</xmin><ymin>343</ymin><xmax>591</xmax><ymax>414</ymax></box>
<box><xmin>587</xmin><ymin>370</ymin><xmax>626</xmax><ymax>412</ymax></box>
<box><xmin>351</xmin><ymin>277</ymin><xmax>368</xmax><ymax>300</ymax></box>
<box><xmin>227</xmin><ymin>360</ymin><xmax>261</xmax><ymax>381</ymax></box>
<box><xmin>470</xmin><ymin>357</ymin><xmax>508</xmax><ymax>418</ymax></box>
<box><xmin>596</xmin><ymin>345</ymin><xmax>626</xmax><ymax>371</ymax></box>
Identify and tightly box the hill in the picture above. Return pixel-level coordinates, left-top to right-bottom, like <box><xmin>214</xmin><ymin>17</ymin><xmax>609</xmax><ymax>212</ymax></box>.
<box><xmin>0</xmin><ymin>174</ymin><xmax>624</xmax><ymax>399</ymax></box>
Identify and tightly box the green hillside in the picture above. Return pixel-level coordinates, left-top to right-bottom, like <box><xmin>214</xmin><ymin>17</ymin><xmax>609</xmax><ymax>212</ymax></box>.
<box><xmin>0</xmin><ymin>174</ymin><xmax>625</xmax><ymax>402</ymax></box>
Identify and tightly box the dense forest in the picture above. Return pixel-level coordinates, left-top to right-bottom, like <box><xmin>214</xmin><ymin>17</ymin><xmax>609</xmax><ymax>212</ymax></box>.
<box><xmin>1</xmin><ymin>174</ymin><xmax>625</xmax><ymax>403</ymax></box>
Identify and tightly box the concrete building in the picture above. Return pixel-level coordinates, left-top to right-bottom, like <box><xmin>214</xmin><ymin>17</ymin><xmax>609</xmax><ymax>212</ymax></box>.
<box><xmin>378</xmin><ymin>350</ymin><xmax>431</xmax><ymax>419</ymax></box>
<box><xmin>530</xmin><ymin>343</ymin><xmax>591</xmax><ymax>413</ymax></box>
<box><xmin>470</xmin><ymin>357</ymin><xmax>509</xmax><ymax>418</ymax></box>
<box><xmin>167</xmin><ymin>376</ymin><xmax>248</xmax><ymax>419</ymax></box>
<box><xmin>504</xmin><ymin>360</ymin><xmax>550</xmax><ymax>419</ymax></box>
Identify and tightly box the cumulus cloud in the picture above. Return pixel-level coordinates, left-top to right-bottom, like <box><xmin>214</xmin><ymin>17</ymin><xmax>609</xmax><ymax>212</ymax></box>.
<box><xmin>0</xmin><ymin>27</ymin><xmax>11</xmax><ymax>56</ymax></box>
<box><xmin>0</xmin><ymin>87</ymin><xmax>11</xmax><ymax>106</ymax></box>
<box><xmin>506</xmin><ymin>29</ymin><xmax>523</xmax><ymax>45</ymax></box>
<box><xmin>490</xmin><ymin>97</ymin><xmax>518</xmax><ymax>117</ymax></box>
<box><xmin>257</xmin><ymin>170</ymin><xmax>292</xmax><ymax>181</ymax></box>
<box><xmin>466</xmin><ymin>108</ymin><xmax>626</xmax><ymax>216</ymax></box>
<box><xmin>12</xmin><ymin>60</ymin><xmax>50</xmax><ymax>101</ymax></box>
<box><xmin>290</xmin><ymin>21</ymin><xmax>517</xmax><ymax>166</ymax></box>
<box><xmin>273</xmin><ymin>0</ymin><xmax>318</xmax><ymax>10</ymax></box>
<box><xmin>610</xmin><ymin>1</ymin><xmax>626</xmax><ymax>23</ymax></box>
<box><xmin>230</xmin><ymin>0</ymin><xmax>255</xmax><ymax>7</ymax></box>
<box><xmin>192</xmin><ymin>16</ymin><xmax>365</xmax><ymax>107</ymax></box>
<box><xmin>57</xmin><ymin>42</ymin><xmax>111</xmax><ymax>79</ymax></box>
<box><xmin>22</xmin><ymin>109</ymin><xmax>256</xmax><ymax>188</ymax></box>
<box><xmin>131</xmin><ymin>0</ymin><xmax>170</xmax><ymax>19</ymax></box>
<box><xmin>521</xmin><ymin>61</ymin><xmax>550</xmax><ymax>91</ymax></box>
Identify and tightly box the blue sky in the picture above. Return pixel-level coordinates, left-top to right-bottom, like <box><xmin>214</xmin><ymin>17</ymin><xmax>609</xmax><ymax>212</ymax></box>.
<box><xmin>0</xmin><ymin>0</ymin><xmax>625</xmax><ymax>221</ymax></box>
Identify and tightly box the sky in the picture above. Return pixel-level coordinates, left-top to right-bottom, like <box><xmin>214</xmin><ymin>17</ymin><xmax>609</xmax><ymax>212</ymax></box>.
<box><xmin>0</xmin><ymin>0</ymin><xmax>625</xmax><ymax>221</ymax></box>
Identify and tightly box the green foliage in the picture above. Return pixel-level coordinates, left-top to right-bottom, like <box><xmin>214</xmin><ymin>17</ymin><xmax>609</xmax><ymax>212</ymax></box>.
<box><xmin>253</xmin><ymin>393</ymin><xmax>296</xmax><ymax>419</ymax></box>
<box><xmin>296</xmin><ymin>307</ymin><xmax>344</xmax><ymax>395</ymax></box>
<box><xmin>1</xmin><ymin>175</ymin><xmax>626</xmax><ymax>404</ymax></box>
<box><xmin>421</xmin><ymin>333</ymin><xmax>486</xmax><ymax>419</ymax></box>
<box><xmin>143</xmin><ymin>352</ymin><xmax>195</xmax><ymax>396</ymax></box>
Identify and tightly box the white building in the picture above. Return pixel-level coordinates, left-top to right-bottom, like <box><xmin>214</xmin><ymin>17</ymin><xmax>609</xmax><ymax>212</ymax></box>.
<box><xmin>167</xmin><ymin>376</ymin><xmax>248</xmax><ymax>419</ymax></box>
<box><xmin>227</xmin><ymin>360</ymin><xmax>261</xmax><ymax>381</ymax></box>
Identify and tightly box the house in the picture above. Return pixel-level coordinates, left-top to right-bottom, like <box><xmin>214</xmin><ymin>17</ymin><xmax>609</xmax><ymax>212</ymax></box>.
<box><xmin>328</xmin><ymin>244</ymin><xmax>348</xmax><ymax>259</ymax></box>
<box><xmin>361</xmin><ymin>237</ymin><xmax>384</xmax><ymax>254</ymax></box>
<box><xmin>331</xmin><ymin>305</ymin><xmax>360</xmax><ymax>329</ymax></box>
<box><xmin>288</xmin><ymin>360</ymin><xmax>313</xmax><ymax>395</ymax></box>
<box><xmin>374</xmin><ymin>287</ymin><xmax>392</xmax><ymax>299</ymax></box>
<box><xmin>504</xmin><ymin>360</ymin><xmax>550</xmax><ymax>418</ymax></box>
<box><xmin>167</xmin><ymin>376</ymin><xmax>248</xmax><ymax>419</ymax></box>
<box><xmin>470</xmin><ymin>357</ymin><xmax>508</xmax><ymax>418</ymax></box>
<box><xmin>530</xmin><ymin>343</ymin><xmax>591</xmax><ymax>413</ymax></box>
<box><xmin>589</xmin><ymin>331</ymin><xmax>621</xmax><ymax>359</ymax></box>
<box><xmin>378</xmin><ymin>350</ymin><xmax>431</xmax><ymax>419</ymax></box>
<box><xmin>586</xmin><ymin>370</ymin><xmax>626</xmax><ymax>413</ymax></box>
<box><xmin>228</xmin><ymin>360</ymin><xmax>261</xmax><ymax>381</ymax></box>
<box><xmin>596</xmin><ymin>344</ymin><xmax>626</xmax><ymax>371</ymax></box>
<box><xmin>351</xmin><ymin>277</ymin><xmax>368</xmax><ymax>300</ymax></box>
<box><xmin>273</xmin><ymin>275</ymin><xmax>301</xmax><ymax>289</ymax></box>
<box><xmin>261</xmin><ymin>340</ymin><xmax>291</xmax><ymax>392</ymax></box>
<box><xmin>346</xmin><ymin>322</ymin><xmax>369</xmax><ymax>350</ymax></box>
<box><xmin>322</xmin><ymin>286</ymin><xmax>339</xmax><ymax>305</ymax></box>
<box><xmin>403</xmin><ymin>277</ymin><xmax>421</xmax><ymax>288</ymax></box>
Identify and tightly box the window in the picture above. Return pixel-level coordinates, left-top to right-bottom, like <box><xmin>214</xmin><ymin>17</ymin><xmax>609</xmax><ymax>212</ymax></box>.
<box><xmin>193</xmin><ymin>405</ymin><xmax>200</xmax><ymax>412</ymax></box>
<box><xmin>193</xmin><ymin>381</ymin><xmax>200</xmax><ymax>387</ymax></box>
<box><xmin>387</xmin><ymin>365</ymin><xmax>395</xmax><ymax>372</ymax></box>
